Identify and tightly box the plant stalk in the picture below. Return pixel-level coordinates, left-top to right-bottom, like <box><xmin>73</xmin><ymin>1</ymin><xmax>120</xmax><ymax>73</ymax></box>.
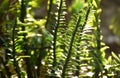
<box><xmin>61</xmin><ymin>16</ymin><xmax>81</xmax><ymax>78</ymax></box>
<box><xmin>12</xmin><ymin>19</ymin><xmax>21</xmax><ymax>78</ymax></box>
<box><xmin>75</xmin><ymin>7</ymin><xmax>91</xmax><ymax>77</ymax></box>
<box><xmin>20</xmin><ymin>0</ymin><xmax>33</xmax><ymax>78</ymax></box>
<box><xmin>52</xmin><ymin>0</ymin><xmax>63</xmax><ymax>75</ymax></box>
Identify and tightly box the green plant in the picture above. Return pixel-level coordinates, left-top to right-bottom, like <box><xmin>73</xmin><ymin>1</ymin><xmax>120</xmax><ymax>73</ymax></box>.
<box><xmin>1</xmin><ymin>0</ymin><xmax>120</xmax><ymax>78</ymax></box>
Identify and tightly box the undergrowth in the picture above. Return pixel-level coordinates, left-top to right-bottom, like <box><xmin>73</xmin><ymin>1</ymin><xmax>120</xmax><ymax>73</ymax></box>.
<box><xmin>0</xmin><ymin>0</ymin><xmax>120</xmax><ymax>78</ymax></box>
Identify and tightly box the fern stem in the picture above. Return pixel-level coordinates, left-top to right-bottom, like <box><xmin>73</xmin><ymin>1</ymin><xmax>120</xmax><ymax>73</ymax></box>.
<box><xmin>52</xmin><ymin>0</ymin><xmax>63</xmax><ymax>73</ymax></box>
<box><xmin>75</xmin><ymin>7</ymin><xmax>91</xmax><ymax>77</ymax></box>
<box><xmin>82</xmin><ymin>7</ymin><xmax>91</xmax><ymax>30</ymax></box>
<box><xmin>20</xmin><ymin>0</ymin><xmax>26</xmax><ymax>23</ymax></box>
<box><xmin>61</xmin><ymin>16</ymin><xmax>81</xmax><ymax>78</ymax></box>
<box><xmin>20</xmin><ymin>0</ymin><xmax>33</xmax><ymax>78</ymax></box>
<box><xmin>12</xmin><ymin>19</ymin><xmax>21</xmax><ymax>78</ymax></box>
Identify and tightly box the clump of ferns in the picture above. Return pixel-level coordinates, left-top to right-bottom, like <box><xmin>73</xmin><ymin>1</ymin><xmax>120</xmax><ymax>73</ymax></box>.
<box><xmin>45</xmin><ymin>0</ymin><xmax>95</xmax><ymax>77</ymax></box>
<box><xmin>49</xmin><ymin>0</ymin><xmax>94</xmax><ymax>77</ymax></box>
